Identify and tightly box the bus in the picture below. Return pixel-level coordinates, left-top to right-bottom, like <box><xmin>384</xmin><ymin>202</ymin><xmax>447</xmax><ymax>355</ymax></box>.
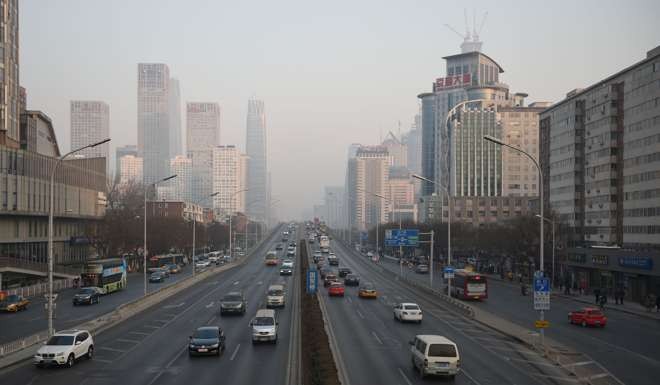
<box><xmin>451</xmin><ymin>269</ymin><xmax>488</xmax><ymax>300</ymax></box>
<box><xmin>148</xmin><ymin>254</ymin><xmax>186</xmax><ymax>272</ymax></box>
<box><xmin>81</xmin><ymin>258</ymin><xmax>127</xmax><ymax>294</ymax></box>
<box><xmin>319</xmin><ymin>235</ymin><xmax>330</xmax><ymax>252</ymax></box>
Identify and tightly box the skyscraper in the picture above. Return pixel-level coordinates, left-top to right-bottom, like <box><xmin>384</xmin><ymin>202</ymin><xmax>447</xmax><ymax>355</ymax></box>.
<box><xmin>168</xmin><ymin>155</ymin><xmax>193</xmax><ymax>202</ymax></box>
<box><xmin>138</xmin><ymin>63</ymin><xmax>170</xmax><ymax>185</ymax></box>
<box><xmin>347</xmin><ymin>146</ymin><xmax>391</xmax><ymax>231</ymax></box>
<box><xmin>186</xmin><ymin>102</ymin><xmax>220</xmax><ymax>204</ymax></box>
<box><xmin>115</xmin><ymin>145</ymin><xmax>138</xmax><ymax>183</ymax></box>
<box><xmin>212</xmin><ymin>145</ymin><xmax>248</xmax><ymax>216</ymax></box>
<box><xmin>245</xmin><ymin>98</ymin><xmax>268</xmax><ymax>222</ymax></box>
<box><xmin>70</xmin><ymin>101</ymin><xmax>110</xmax><ymax>165</ymax></box>
<box><xmin>0</xmin><ymin>0</ymin><xmax>20</xmax><ymax>149</ymax></box>
<box><xmin>119</xmin><ymin>155</ymin><xmax>143</xmax><ymax>186</ymax></box>
<box><xmin>168</xmin><ymin>78</ymin><xmax>183</xmax><ymax>158</ymax></box>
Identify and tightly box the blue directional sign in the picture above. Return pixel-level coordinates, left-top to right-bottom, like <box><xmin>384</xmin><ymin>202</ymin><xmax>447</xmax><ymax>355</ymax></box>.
<box><xmin>360</xmin><ymin>231</ymin><xmax>369</xmax><ymax>241</ymax></box>
<box><xmin>385</xmin><ymin>229</ymin><xmax>419</xmax><ymax>247</ymax></box>
<box><xmin>443</xmin><ymin>266</ymin><xmax>454</xmax><ymax>279</ymax></box>
<box><xmin>534</xmin><ymin>277</ymin><xmax>550</xmax><ymax>292</ymax></box>
<box><xmin>306</xmin><ymin>269</ymin><xmax>318</xmax><ymax>294</ymax></box>
<box><xmin>533</xmin><ymin>277</ymin><xmax>550</xmax><ymax>311</ymax></box>
<box><xmin>443</xmin><ymin>266</ymin><xmax>454</xmax><ymax>274</ymax></box>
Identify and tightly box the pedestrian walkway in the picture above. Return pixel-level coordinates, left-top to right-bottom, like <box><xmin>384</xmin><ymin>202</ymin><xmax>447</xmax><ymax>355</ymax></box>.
<box><xmin>484</xmin><ymin>272</ymin><xmax>660</xmax><ymax>321</ymax></box>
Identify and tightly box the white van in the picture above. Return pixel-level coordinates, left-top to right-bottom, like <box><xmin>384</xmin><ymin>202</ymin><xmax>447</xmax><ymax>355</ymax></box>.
<box><xmin>266</xmin><ymin>284</ymin><xmax>285</xmax><ymax>308</ymax></box>
<box><xmin>251</xmin><ymin>309</ymin><xmax>278</xmax><ymax>343</ymax></box>
<box><xmin>410</xmin><ymin>335</ymin><xmax>460</xmax><ymax>379</ymax></box>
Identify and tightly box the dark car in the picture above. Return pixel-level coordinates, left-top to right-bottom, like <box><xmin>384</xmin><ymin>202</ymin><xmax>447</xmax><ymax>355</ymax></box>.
<box><xmin>220</xmin><ymin>291</ymin><xmax>247</xmax><ymax>315</ymax></box>
<box><xmin>319</xmin><ymin>267</ymin><xmax>332</xmax><ymax>278</ymax></box>
<box><xmin>188</xmin><ymin>326</ymin><xmax>225</xmax><ymax>356</ymax></box>
<box><xmin>337</xmin><ymin>267</ymin><xmax>351</xmax><ymax>277</ymax></box>
<box><xmin>328</xmin><ymin>256</ymin><xmax>339</xmax><ymax>266</ymax></box>
<box><xmin>276</xmin><ymin>244</ymin><xmax>283</xmax><ymax>250</ymax></box>
<box><xmin>149</xmin><ymin>272</ymin><xmax>165</xmax><ymax>283</ymax></box>
<box><xmin>72</xmin><ymin>287</ymin><xmax>102</xmax><ymax>306</ymax></box>
<box><xmin>344</xmin><ymin>274</ymin><xmax>360</xmax><ymax>286</ymax></box>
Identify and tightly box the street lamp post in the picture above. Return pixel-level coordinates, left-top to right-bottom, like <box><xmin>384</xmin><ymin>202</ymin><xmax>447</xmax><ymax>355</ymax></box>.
<box><xmin>536</xmin><ymin>214</ymin><xmax>556</xmax><ymax>287</ymax></box>
<box><xmin>228</xmin><ymin>189</ymin><xmax>248</xmax><ymax>260</ymax></box>
<box><xmin>144</xmin><ymin>174</ymin><xmax>178</xmax><ymax>296</ymax></box>
<box><xmin>192</xmin><ymin>192</ymin><xmax>219</xmax><ymax>277</ymax></box>
<box><xmin>485</xmin><ymin>134</ymin><xmax>545</xmax><ymax>346</ymax></box>
<box><xmin>48</xmin><ymin>138</ymin><xmax>110</xmax><ymax>337</ymax></box>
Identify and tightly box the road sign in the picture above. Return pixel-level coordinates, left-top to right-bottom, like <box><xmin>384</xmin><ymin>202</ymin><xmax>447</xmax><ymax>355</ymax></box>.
<box><xmin>385</xmin><ymin>229</ymin><xmax>419</xmax><ymax>247</ymax></box>
<box><xmin>360</xmin><ymin>231</ymin><xmax>369</xmax><ymax>241</ymax></box>
<box><xmin>443</xmin><ymin>266</ymin><xmax>455</xmax><ymax>279</ymax></box>
<box><xmin>534</xmin><ymin>277</ymin><xmax>550</xmax><ymax>310</ymax></box>
<box><xmin>306</xmin><ymin>269</ymin><xmax>318</xmax><ymax>294</ymax></box>
<box><xmin>534</xmin><ymin>320</ymin><xmax>550</xmax><ymax>328</ymax></box>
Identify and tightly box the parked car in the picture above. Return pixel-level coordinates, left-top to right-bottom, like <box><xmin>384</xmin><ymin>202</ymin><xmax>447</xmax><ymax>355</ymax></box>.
<box><xmin>394</xmin><ymin>303</ymin><xmax>423</xmax><ymax>323</ymax></box>
<box><xmin>72</xmin><ymin>287</ymin><xmax>103</xmax><ymax>306</ymax></box>
<box><xmin>337</xmin><ymin>267</ymin><xmax>351</xmax><ymax>277</ymax></box>
<box><xmin>149</xmin><ymin>272</ymin><xmax>165</xmax><ymax>283</ymax></box>
<box><xmin>358</xmin><ymin>282</ymin><xmax>377</xmax><ymax>298</ymax></box>
<box><xmin>0</xmin><ymin>294</ymin><xmax>29</xmax><ymax>312</ymax></box>
<box><xmin>220</xmin><ymin>291</ymin><xmax>247</xmax><ymax>315</ymax></box>
<box><xmin>415</xmin><ymin>264</ymin><xmax>429</xmax><ymax>274</ymax></box>
<box><xmin>188</xmin><ymin>326</ymin><xmax>225</xmax><ymax>356</ymax></box>
<box><xmin>34</xmin><ymin>329</ymin><xmax>94</xmax><ymax>368</ymax></box>
<box><xmin>328</xmin><ymin>282</ymin><xmax>345</xmax><ymax>297</ymax></box>
<box><xmin>344</xmin><ymin>274</ymin><xmax>360</xmax><ymax>286</ymax></box>
<box><xmin>410</xmin><ymin>335</ymin><xmax>460</xmax><ymax>379</ymax></box>
<box><xmin>568</xmin><ymin>307</ymin><xmax>607</xmax><ymax>327</ymax></box>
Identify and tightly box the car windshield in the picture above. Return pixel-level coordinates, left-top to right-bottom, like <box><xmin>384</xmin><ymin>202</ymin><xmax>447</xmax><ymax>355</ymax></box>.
<box><xmin>428</xmin><ymin>343</ymin><xmax>457</xmax><ymax>357</ymax></box>
<box><xmin>223</xmin><ymin>294</ymin><xmax>242</xmax><ymax>302</ymax></box>
<box><xmin>151</xmin><ymin>273</ymin><xmax>161</xmax><ymax>277</ymax></box>
<box><xmin>78</xmin><ymin>288</ymin><xmax>95</xmax><ymax>295</ymax></box>
<box><xmin>192</xmin><ymin>329</ymin><xmax>218</xmax><ymax>339</ymax></box>
<box><xmin>47</xmin><ymin>335</ymin><xmax>74</xmax><ymax>345</ymax></box>
<box><xmin>362</xmin><ymin>284</ymin><xmax>375</xmax><ymax>290</ymax></box>
<box><xmin>254</xmin><ymin>317</ymin><xmax>274</xmax><ymax>326</ymax></box>
<box><xmin>268</xmin><ymin>289</ymin><xmax>284</xmax><ymax>296</ymax></box>
<box><xmin>404</xmin><ymin>305</ymin><xmax>420</xmax><ymax>310</ymax></box>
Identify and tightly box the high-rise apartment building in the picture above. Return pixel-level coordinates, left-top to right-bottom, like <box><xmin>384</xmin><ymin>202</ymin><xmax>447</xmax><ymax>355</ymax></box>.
<box><xmin>187</xmin><ymin>102</ymin><xmax>220</xmax><ymax>204</ymax></box>
<box><xmin>0</xmin><ymin>0</ymin><xmax>19</xmax><ymax>149</ymax></box>
<box><xmin>382</xmin><ymin>137</ymin><xmax>407</xmax><ymax>168</ymax></box>
<box><xmin>115</xmin><ymin>145</ymin><xmax>138</xmax><ymax>182</ymax></box>
<box><xmin>119</xmin><ymin>154</ymin><xmax>143</xmax><ymax>185</ymax></box>
<box><xmin>347</xmin><ymin>146</ymin><xmax>391</xmax><ymax>231</ymax></box>
<box><xmin>138</xmin><ymin>63</ymin><xmax>170</xmax><ymax>185</ymax></box>
<box><xmin>212</xmin><ymin>145</ymin><xmax>247</xmax><ymax>217</ymax></box>
<box><xmin>246</xmin><ymin>98</ymin><xmax>268</xmax><ymax>222</ymax></box>
<box><xmin>539</xmin><ymin>46</ymin><xmax>660</xmax><ymax>300</ymax></box>
<box><xmin>389</xmin><ymin>167</ymin><xmax>417</xmax><ymax>223</ymax></box>
<box><xmin>168</xmin><ymin>155</ymin><xmax>192</xmax><ymax>202</ymax></box>
<box><xmin>70</xmin><ymin>101</ymin><xmax>110</xmax><ymax>165</ymax></box>
<box><xmin>168</xmin><ymin>78</ymin><xmax>183</xmax><ymax>158</ymax></box>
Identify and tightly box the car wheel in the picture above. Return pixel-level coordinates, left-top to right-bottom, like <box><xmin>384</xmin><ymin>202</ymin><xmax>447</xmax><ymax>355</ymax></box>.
<box><xmin>394</xmin><ymin>312</ymin><xmax>398</xmax><ymax>321</ymax></box>
<box><xmin>87</xmin><ymin>345</ymin><xmax>94</xmax><ymax>359</ymax></box>
<box><xmin>66</xmin><ymin>354</ymin><xmax>75</xmax><ymax>368</ymax></box>
<box><xmin>581</xmin><ymin>321</ymin><xmax>587</xmax><ymax>327</ymax></box>
<box><xmin>418</xmin><ymin>319</ymin><xmax>422</xmax><ymax>324</ymax></box>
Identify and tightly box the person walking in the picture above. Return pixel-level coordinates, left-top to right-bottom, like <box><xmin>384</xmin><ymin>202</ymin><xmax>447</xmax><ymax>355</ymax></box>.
<box><xmin>594</xmin><ymin>287</ymin><xmax>601</xmax><ymax>304</ymax></box>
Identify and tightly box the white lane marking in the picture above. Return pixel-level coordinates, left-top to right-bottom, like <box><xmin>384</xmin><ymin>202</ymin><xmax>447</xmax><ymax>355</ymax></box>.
<box><xmin>129</xmin><ymin>331</ymin><xmax>150</xmax><ymax>336</ymax></box>
<box><xmin>257</xmin><ymin>281</ymin><xmax>263</xmax><ymax>285</ymax></box>
<box><xmin>588</xmin><ymin>373</ymin><xmax>611</xmax><ymax>380</ymax></box>
<box><xmin>230</xmin><ymin>344</ymin><xmax>241</xmax><ymax>361</ymax></box>
<box><xmin>28</xmin><ymin>317</ymin><xmax>42</xmax><ymax>322</ymax></box>
<box><xmin>207</xmin><ymin>315</ymin><xmax>217</xmax><ymax>325</ymax></box>
<box><xmin>205</xmin><ymin>301</ymin><xmax>215</xmax><ymax>308</ymax></box>
<box><xmin>398</xmin><ymin>368</ymin><xmax>413</xmax><ymax>385</ymax></box>
<box><xmin>116</xmin><ymin>338</ymin><xmax>140</xmax><ymax>344</ymax></box>
<box><xmin>233</xmin><ymin>281</ymin><xmax>240</xmax><ymax>285</ymax></box>
<box><xmin>146</xmin><ymin>347</ymin><xmax>187</xmax><ymax>385</ymax></box>
<box><xmin>371</xmin><ymin>331</ymin><xmax>383</xmax><ymax>345</ymax></box>
<box><xmin>356</xmin><ymin>310</ymin><xmax>365</xmax><ymax>319</ymax></box>
<box><xmin>93</xmin><ymin>358</ymin><xmax>113</xmax><ymax>364</ymax></box>
<box><xmin>164</xmin><ymin>302</ymin><xmax>185</xmax><ymax>309</ymax></box>
<box><xmin>98</xmin><ymin>346</ymin><xmax>127</xmax><ymax>353</ymax></box>
<box><xmin>346</xmin><ymin>296</ymin><xmax>353</xmax><ymax>303</ymax></box>
<box><xmin>531</xmin><ymin>373</ymin><xmax>581</xmax><ymax>382</ymax></box>
<box><xmin>564</xmin><ymin>360</ymin><xmax>595</xmax><ymax>367</ymax></box>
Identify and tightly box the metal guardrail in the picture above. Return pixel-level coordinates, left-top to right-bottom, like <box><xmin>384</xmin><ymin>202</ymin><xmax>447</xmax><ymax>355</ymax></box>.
<box><xmin>5</xmin><ymin>278</ymin><xmax>76</xmax><ymax>299</ymax></box>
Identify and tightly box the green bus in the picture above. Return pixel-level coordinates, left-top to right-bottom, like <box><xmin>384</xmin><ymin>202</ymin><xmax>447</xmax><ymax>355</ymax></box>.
<box><xmin>81</xmin><ymin>258</ymin><xmax>128</xmax><ymax>294</ymax></box>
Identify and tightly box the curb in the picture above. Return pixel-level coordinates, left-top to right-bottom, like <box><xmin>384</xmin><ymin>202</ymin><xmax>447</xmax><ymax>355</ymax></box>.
<box><xmin>0</xmin><ymin>226</ymin><xmax>281</xmax><ymax>371</ymax></box>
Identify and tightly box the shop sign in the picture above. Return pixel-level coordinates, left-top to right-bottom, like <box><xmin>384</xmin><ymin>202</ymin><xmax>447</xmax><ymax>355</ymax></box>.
<box><xmin>591</xmin><ymin>255</ymin><xmax>609</xmax><ymax>265</ymax></box>
<box><xmin>618</xmin><ymin>256</ymin><xmax>653</xmax><ymax>270</ymax></box>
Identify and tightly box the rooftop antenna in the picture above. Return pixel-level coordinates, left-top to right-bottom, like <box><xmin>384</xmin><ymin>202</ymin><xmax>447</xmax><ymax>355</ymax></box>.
<box><xmin>445</xmin><ymin>8</ymin><xmax>487</xmax><ymax>53</ymax></box>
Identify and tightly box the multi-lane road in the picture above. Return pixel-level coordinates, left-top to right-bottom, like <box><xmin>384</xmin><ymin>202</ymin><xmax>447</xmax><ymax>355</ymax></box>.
<box><xmin>373</xmin><ymin>252</ymin><xmax>660</xmax><ymax>385</ymax></box>
<box><xmin>1</xmin><ymin>225</ymin><xmax>299</xmax><ymax>385</ymax></box>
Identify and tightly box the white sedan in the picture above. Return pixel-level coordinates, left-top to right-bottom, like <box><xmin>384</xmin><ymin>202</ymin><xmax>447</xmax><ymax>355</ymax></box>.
<box><xmin>393</xmin><ymin>303</ymin><xmax>423</xmax><ymax>323</ymax></box>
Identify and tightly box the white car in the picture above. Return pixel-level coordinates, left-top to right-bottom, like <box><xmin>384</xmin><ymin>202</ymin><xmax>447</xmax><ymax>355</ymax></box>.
<box><xmin>394</xmin><ymin>303</ymin><xmax>423</xmax><ymax>323</ymax></box>
<box><xmin>34</xmin><ymin>330</ymin><xmax>94</xmax><ymax>368</ymax></box>
<box><xmin>410</xmin><ymin>335</ymin><xmax>460</xmax><ymax>378</ymax></box>
<box><xmin>282</xmin><ymin>260</ymin><xmax>294</xmax><ymax>269</ymax></box>
<box><xmin>195</xmin><ymin>260</ymin><xmax>210</xmax><ymax>269</ymax></box>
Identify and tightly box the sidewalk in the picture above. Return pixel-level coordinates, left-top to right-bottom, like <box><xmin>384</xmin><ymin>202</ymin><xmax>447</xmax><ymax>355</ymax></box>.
<box><xmin>485</xmin><ymin>272</ymin><xmax>660</xmax><ymax>321</ymax></box>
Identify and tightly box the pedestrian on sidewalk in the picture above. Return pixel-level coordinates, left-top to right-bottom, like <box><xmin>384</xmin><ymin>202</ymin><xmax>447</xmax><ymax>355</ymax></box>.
<box><xmin>594</xmin><ymin>287</ymin><xmax>601</xmax><ymax>304</ymax></box>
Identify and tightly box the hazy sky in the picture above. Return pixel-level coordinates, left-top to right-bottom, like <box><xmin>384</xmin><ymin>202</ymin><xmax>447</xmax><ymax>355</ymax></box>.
<box><xmin>20</xmin><ymin>0</ymin><xmax>659</xmax><ymax>219</ymax></box>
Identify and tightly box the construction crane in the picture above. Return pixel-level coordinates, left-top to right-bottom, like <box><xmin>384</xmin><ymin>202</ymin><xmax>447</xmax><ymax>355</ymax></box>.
<box><xmin>444</xmin><ymin>9</ymin><xmax>487</xmax><ymax>53</ymax></box>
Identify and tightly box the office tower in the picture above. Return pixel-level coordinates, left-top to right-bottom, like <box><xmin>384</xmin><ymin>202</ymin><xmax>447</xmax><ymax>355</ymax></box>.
<box><xmin>169</xmin><ymin>78</ymin><xmax>183</xmax><ymax>158</ymax></box>
<box><xmin>186</xmin><ymin>102</ymin><xmax>220</xmax><ymax>204</ymax></box>
<box><xmin>245</xmin><ymin>98</ymin><xmax>268</xmax><ymax>222</ymax></box>
<box><xmin>138</xmin><ymin>63</ymin><xmax>170</xmax><ymax>185</ymax></box>
<box><xmin>115</xmin><ymin>145</ymin><xmax>138</xmax><ymax>183</ymax></box>
<box><xmin>324</xmin><ymin>186</ymin><xmax>345</xmax><ymax>229</ymax></box>
<box><xmin>212</xmin><ymin>145</ymin><xmax>248</xmax><ymax>216</ymax></box>
<box><xmin>347</xmin><ymin>145</ymin><xmax>391</xmax><ymax>231</ymax></box>
<box><xmin>70</xmin><ymin>101</ymin><xmax>110</xmax><ymax>163</ymax></box>
<box><xmin>382</xmin><ymin>138</ymin><xmax>407</xmax><ymax>168</ymax></box>
<box><xmin>0</xmin><ymin>0</ymin><xmax>20</xmax><ymax>148</ymax></box>
<box><xmin>169</xmin><ymin>155</ymin><xmax>192</xmax><ymax>202</ymax></box>
<box><xmin>119</xmin><ymin>155</ymin><xmax>143</xmax><ymax>185</ymax></box>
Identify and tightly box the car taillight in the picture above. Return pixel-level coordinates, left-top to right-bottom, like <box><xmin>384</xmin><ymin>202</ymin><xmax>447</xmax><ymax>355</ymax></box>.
<box><xmin>423</xmin><ymin>359</ymin><xmax>428</xmax><ymax>367</ymax></box>
<box><xmin>457</xmin><ymin>359</ymin><xmax>461</xmax><ymax>367</ymax></box>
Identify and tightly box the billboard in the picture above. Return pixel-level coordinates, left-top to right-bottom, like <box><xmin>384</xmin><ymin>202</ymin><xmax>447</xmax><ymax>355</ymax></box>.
<box><xmin>434</xmin><ymin>73</ymin><xmax>472</xmax><ymax>91</ymax></box>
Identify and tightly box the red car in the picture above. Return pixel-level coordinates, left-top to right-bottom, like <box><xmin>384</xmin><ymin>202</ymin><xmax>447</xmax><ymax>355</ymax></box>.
<box><xmin>568</xmin><ymin>307</ymin><xmax>607</xmax><ymax>327</ymax></box>
<box><xmin>328</xmin><ymin>282</ymin><xmax>345</xmax><ymax>297</ymax></box>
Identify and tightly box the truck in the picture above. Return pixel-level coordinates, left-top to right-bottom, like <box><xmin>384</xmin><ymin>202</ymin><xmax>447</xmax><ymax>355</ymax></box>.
<box><xmin>319</xmin><ymin>235</ymin><xmax>330</xmax><ymax>251</ymax></box>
